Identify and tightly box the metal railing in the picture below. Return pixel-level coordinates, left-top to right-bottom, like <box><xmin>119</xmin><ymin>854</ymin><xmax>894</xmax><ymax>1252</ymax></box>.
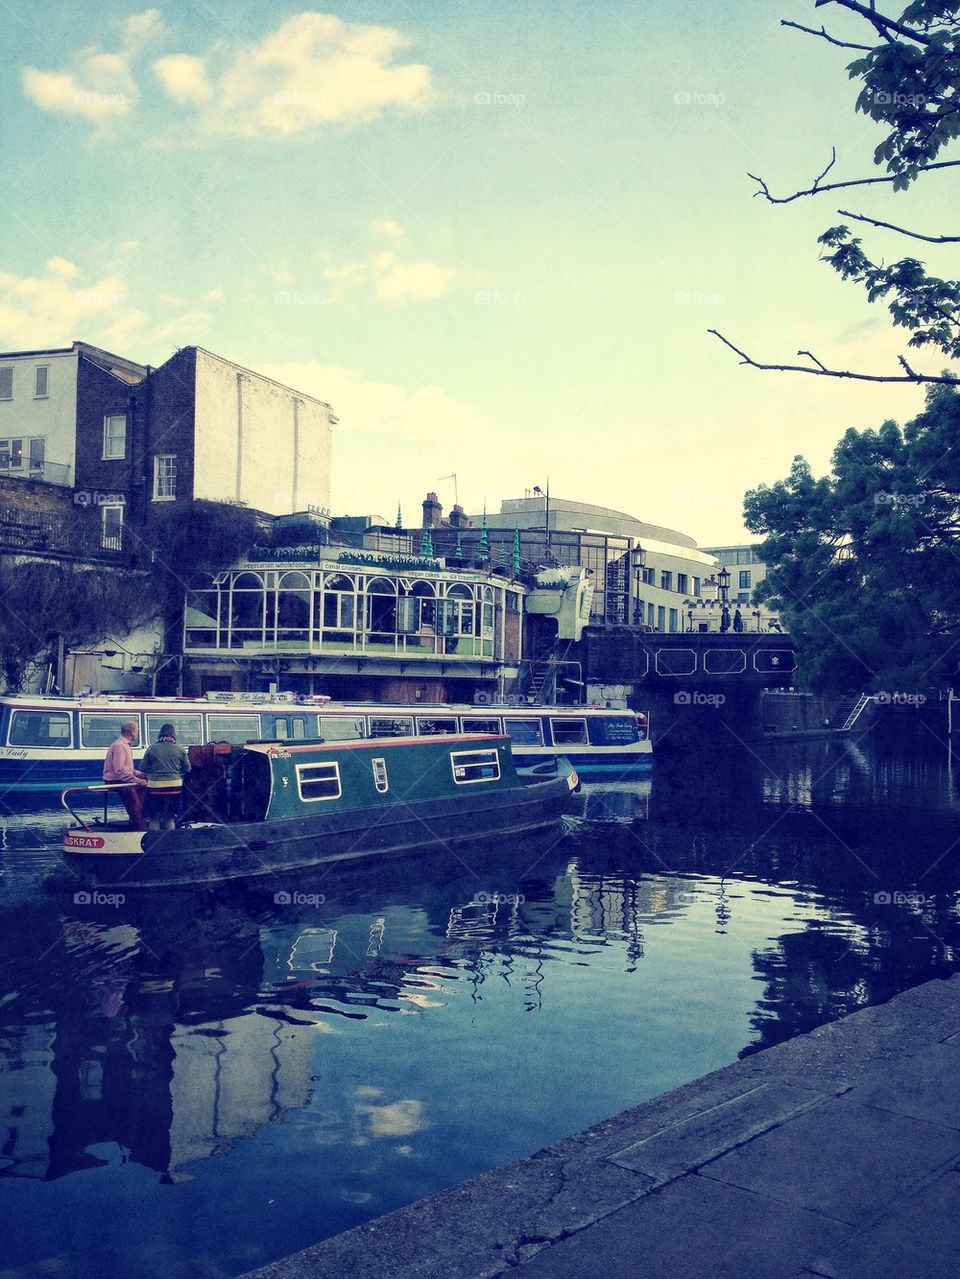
<box><xmin>0</xmin><ymin>460</ymin><xmax>72</xmax><ymax>487</ymax></box>
<box><xmin>0</xmin><ymin>503</ymin><xmax>130</xmax><ymax>560</ymax></box>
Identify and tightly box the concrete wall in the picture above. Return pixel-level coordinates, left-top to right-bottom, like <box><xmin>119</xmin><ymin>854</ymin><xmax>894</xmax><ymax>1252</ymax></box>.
<box><xmin>193</xmin><ymin>349</ymin><xmax>334</xmax><ymax>515</ymax></box>
<box><xmin>0</xmin><ymin>350</ymin><xmax>78</xmax><ymax>482</ymax></box>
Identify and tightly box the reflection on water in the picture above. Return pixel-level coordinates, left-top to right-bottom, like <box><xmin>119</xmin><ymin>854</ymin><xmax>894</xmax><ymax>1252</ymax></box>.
<box><xmin>1</xmin><ymin>730</ymin><xmax>960</xmax><ymax>1277</ymax></box>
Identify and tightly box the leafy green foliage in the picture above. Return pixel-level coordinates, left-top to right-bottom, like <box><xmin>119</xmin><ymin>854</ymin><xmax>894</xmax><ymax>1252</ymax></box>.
<box><xmin>825</xmin><ymin>4</ymin><xmax>960</xmax><ymax>363</ymax></box>
<box><xmin>744</xmin><ymin>386</ymin><xmax>960</xmax><ymax>691</ymax></box>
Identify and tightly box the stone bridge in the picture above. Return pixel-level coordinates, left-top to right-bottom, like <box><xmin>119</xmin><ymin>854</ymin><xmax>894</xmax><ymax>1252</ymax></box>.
<box><xmin>582</xmin><ymin>629</ymin><xmax>797</xmax><ymax>686</ymax></box>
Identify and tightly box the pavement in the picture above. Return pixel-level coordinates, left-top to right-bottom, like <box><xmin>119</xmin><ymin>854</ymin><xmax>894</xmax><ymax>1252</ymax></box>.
<box><xmin>243</xmin><ymin>975</ymin><xmax>960</xmax><ymax>1279</ymax></box>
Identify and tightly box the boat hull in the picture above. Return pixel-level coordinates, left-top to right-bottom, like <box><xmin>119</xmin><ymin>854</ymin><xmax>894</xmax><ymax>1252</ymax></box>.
<box><xmin>64</xmin><ymin>770</ymin><xmax>574</xmax><ymax>887</ymax></box>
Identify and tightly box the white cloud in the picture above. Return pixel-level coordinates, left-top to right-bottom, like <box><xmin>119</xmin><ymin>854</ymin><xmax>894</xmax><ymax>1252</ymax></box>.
<box><xmin>319</xmin><ymin>246</ymin><xmax>458</xmax><ymax>304</ymax></box>
<box><xmin>155</xmin><ymin>12</ymin><xmax>437</xmax><ymax>137</ymax></box>
<box><xmin>259</xmin><ymin>362</ymin><xmax>481</xmax><ymax>443</ymax></box>
<box><xmin>374</xmin><ymin>256</ymin><xmax>458</xmax><ymax>303</ymax></box>
<box><xmin>153</xmin><ymin>53</ymin><xmax>212</xmax><ymax>105</ymax></box>
<box><xmin>152</xmin><ymin>310</ymin><xmax>212</xmax><ymax>346</ymax></box>
<box><xmin>0</xmin><ymin>258</ymin><xmax>148</xmax><ymax>350</ymax></box>
<box><xmin>21</xmin><ymin>8</ymin><xmax>164</xmax><ymax>133</ymax></box>
<box><xmin>372</xmin><ymin>218</ymin><xmax>405</xmax><ymax>240</ymax></box>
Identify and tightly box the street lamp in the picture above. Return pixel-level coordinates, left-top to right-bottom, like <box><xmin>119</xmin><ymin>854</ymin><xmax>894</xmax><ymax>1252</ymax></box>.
<box><xmin>533</xmin><ymin>483</ymin><xmax>551</xmax><ymax>562</ymax></box>
<box><xmin>631</xmin><ymin>545</ymin><xmax>647</xmax><ymax>625</ymax></box>
<box><xmin>717</xmin><ymin>566</ymin><xmax>731</xmax><ymax>606</ymax></box>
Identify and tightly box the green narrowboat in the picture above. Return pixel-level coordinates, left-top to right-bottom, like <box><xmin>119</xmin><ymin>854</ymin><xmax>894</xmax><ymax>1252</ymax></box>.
<box><xmin>61</xmin><ymin>734</ymin><xmax>578</xmax><ymax>886</ymax></box>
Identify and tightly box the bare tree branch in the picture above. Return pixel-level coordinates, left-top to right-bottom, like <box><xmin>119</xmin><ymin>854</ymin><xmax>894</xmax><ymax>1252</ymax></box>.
<box><xmin>814</xmin><ymin>0</ymin><xmax>932</xmax><ymax>46</ymax></box>
<box><xmin>750</xmin><ymin>154</ymin><xmax>960</xmax><ymax>204</ymax></box>
<box><xmin>709</xmin><ymin>329</ymin><xmax>960</xmax><ymax>384</ymax></box>
<box><xmin>781</xmin><ymin>19</ymin><xmax>872</xmax><ymax>50</ymax></box>
<box><xmin>836</xmin><ymin>208</ymin><xmax>960</xmax><ymax>244</ymax></box>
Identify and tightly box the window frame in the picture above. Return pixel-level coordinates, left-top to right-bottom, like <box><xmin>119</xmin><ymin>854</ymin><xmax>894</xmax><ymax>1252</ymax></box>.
<box><xmin>100</xmin><ymin>502</ymin><xmax>124</xmax><ymax>550</ymax></box>
<box><xmin>144</xmin><ymin>713</ymin><xmax>202</xmax><ymax>746</ymax></box>
<box><xmin>372</xmin><ymin>757</ymin><xmax>389</xmax><ymax>793</ymax></box>
<box><xmin>80</xmin><ymin>712</ymin><xmax>141</xmax><ymax>749</ymax></box>
<box><xmin>450</xmin><ymin>748</ymin><xmax>501</xmax><ymax>785</ymax></box>
<box><xmin>296</xmin><ymin>761</ymin><xmax>342</xmax><ymax>803</ymax></box>
<box><xmin>549</xmin><ymin>716</ymin><xmax>589</xmax><ymax>746</ymax></box>
<box><xmin>0</xmin><ymin>368</ymin><xmax>12</xmax><ymax>400</ymax></box>
<box><xmin>153</xmin><ymin>453</ymin><xmax>177</xmax><ymax>501</ymax></box>
<box><xmin>8</xmin><ymin>709</ymin><xmax>73</xmax><ymax>748</ymax></box>
<box><xmin>34</xmin><ymin>366</ymin><xmax>49</xmax><ymax>399</ymax></box>
<box><xmin>206</xmin><ymin>713</ymin><xmax>261</xmax><ymax>743</ymax></box>
<box><xmin>102</xmin><ymin>414</ymin><xmax>128</xmax><ymax>460</ymax></box>
<box><xmin>502</xmin><ymin>716</ymin><xmax>543</xmax><ymax>746</ymax></box>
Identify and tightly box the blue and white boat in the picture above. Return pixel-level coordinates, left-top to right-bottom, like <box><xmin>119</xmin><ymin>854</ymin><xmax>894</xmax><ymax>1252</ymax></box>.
<box><xmin>0</xmin><ymin>694</ymin><xmax>651</xmax><ymax>793</ymax></box>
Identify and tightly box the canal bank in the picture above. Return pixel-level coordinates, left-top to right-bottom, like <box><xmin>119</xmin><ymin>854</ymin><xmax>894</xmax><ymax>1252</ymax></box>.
<box><xmin>244</xmin><ymin>976</ymin><xmax>960</xmax><ymax>1279</ymax></box>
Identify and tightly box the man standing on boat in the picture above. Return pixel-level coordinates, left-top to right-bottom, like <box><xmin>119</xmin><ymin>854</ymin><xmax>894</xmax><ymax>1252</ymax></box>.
<box><xmin>103</xmin><ymin>720</ymin><xmax>147</xmax><ymax>831</ymax></box>
<box><xmin>140</xmin><ymin>723</ymin><xmax>191</xmax><ymax>831</ymax></box>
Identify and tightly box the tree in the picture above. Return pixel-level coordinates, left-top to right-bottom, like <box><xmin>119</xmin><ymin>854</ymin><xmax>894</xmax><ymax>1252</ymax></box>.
<box><xmin>713</xmin><ymin>0</ymin><xmax>960</xmax><ymax>386</ymax></box>
<box><xmin>744</xmin><ymin>384</ymin><xmax>960</xmax><ymax>691</ymax></box>
<box><xmin>0</xmin><ymin>561</ymin><xmax>157</xmax><ymax>691</ymax></box>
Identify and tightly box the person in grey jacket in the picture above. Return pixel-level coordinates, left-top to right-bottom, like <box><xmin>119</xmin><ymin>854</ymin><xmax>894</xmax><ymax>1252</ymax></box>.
<box><xmin>141</xmin><ymin>723</ymin><xmax>192</xmax><ymax>831</ymax></box>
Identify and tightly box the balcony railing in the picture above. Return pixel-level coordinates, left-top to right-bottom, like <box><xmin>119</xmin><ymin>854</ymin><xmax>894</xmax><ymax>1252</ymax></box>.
<box><xmin>0</xmin><ymin>504</ymin><xmax>131</xmax><ymax>560</ymax></box>
<box><xmin>0</xmin><ymin>460</ymin><xmax>72</xmax><ymax>487</ymax></box>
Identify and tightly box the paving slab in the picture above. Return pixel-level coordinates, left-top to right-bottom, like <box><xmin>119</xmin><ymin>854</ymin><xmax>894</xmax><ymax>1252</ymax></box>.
<box><xmin>610</xmin><ymin>1081</ymin><xmax>833</xmax><ymax>1184</ymax></box>
<box><xmin>702</xmin><ymin>1098</ymin><xmax>960</xmax><ymax>1225</ymax></box>
<box><xmin>844</xmin><ymin>1041</ymin><xmax>960</xmax><ymax>1130</ymax></box>
<box><xmin>805</xmin><ymin>1171</ymin><xmax>960</xmax><ymax>1278</ymax></box>
<box><xmin>512</xmin><ymin>1174</ymin><xmax>849</xmax><ymax>1279</ymax></box>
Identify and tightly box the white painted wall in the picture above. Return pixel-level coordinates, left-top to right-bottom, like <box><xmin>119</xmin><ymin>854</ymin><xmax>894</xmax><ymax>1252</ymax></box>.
<box><xmin>0</xmin><ymin>350</ymin><xmax>78</xmax><ymax>483</ymax></box>
<box><xmin>193</xmin><ymin>350</ymin><xmax>334</xmax><ymax>514</ymax></box>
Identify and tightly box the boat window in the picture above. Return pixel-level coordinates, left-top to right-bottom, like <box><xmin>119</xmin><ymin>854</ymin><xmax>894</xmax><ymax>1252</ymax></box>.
<box><xmin>8</xmin><ymin>709</ymin><xmax>72</xmax><ymax>748</ymax></box>
<box><xmin>292</xmin><ymin>716</ymin><xmax>307</xmax><ymax>740</ymax></box>
<box><xmin>451</xmin><ymin>748</ymin><xmax>501</xmax><ymax>784</ymax></box>
<box><xmin>207</xmin><ymin>713</ymin><xmax>261</xmax><ymax>743</ymax></box>
<box><xmin>368</xmin><ymin>715</ymin><xmax>414</xmax><ymax>738</ymax></box>
<box><xmin>502</xmin><ymin>717</ymin><xmax>543</xmax><ymax>746</ymax></box>
<box><xmin>550</xmin><ymin>717</ymin><xmax>589</xmax><ymax>746</ymax></box>
<box><xmin>320</xmin><ymin>715</ymin><xmax>364</xmax><ymax>740</ymax></box>
<box><xmin>372</xmin><ymin>757</ymin><xmax>389</xmax><ymax>793</ymax></box>
<box><xmin>275</xmin><ymin>717</ymin><xmax>288</xmax><ymax>739</ymax></box>
<box><xmin>460</xmin><ymin>716</ymin><xmax>503</xmax><ymax>734</ymax></box>
<box><xmin>80</xmin><ymin>713</ymin><xmax>140</xmax><ymax>748</ymax></box>
<box><xmin>416</xmin><ymin>716</ymin><xmax>458</xmax><ymax>735</ymax></box>
<box><xmin>296</xmin><ymin>761</ymin><xmax>342</xmax><ymax>802</ymax></box>
<box><xmin>145</xmin><ymin>714</ymin><xmax>203</xmax><ymax>746</ymax></box>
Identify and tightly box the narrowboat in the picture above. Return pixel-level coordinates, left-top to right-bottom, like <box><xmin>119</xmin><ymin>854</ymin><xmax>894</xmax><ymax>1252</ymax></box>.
<box><xmin>61</xmin><ymin>734</ymin><xmax>578</xmax><ymax>886</ymax></box>
<box><xmin>0</xmin><ymin>694</ymin><xmax>649</xmax><ymax>792</ymax></box>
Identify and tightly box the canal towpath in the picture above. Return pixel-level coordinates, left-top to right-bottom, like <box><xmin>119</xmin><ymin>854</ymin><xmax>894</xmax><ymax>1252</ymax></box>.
<box><xmin>243</xmin><ymin>974</ymin><xmax>960</xmax><ymax>1278</ymax></box>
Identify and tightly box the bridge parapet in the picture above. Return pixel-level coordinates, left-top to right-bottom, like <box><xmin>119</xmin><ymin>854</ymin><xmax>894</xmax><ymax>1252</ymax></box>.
<box><xmin>583</xmin><ymin>628</ymin><xmax>796</xmax><ymax>686</ymax></box>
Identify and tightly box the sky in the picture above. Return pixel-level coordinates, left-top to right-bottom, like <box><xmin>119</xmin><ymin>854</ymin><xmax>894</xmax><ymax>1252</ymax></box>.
<box><xmin>2</xmin><ymin>0</ymin><xmax>957</xmax><ymax>542</ymax></box>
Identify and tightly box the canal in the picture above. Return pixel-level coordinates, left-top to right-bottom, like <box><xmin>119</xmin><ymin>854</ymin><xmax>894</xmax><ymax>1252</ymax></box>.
<box><xmin>1</xmin><ymin>729</ymin><xmax>958</xmax><ymax>1277</ymax></box>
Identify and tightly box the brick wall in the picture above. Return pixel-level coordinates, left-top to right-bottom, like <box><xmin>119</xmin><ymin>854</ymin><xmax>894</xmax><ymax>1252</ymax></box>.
<box><xmin>141</xmin><ymin>348</ymin><xmax>197</xmax><ymax>524</ymax></box>
<box><xmin>0</xmin><ymin>475</ymin><xmax>75</xmax><ymax>515</ymax></box>
<box><xmin>73</xmin><ymin>355</ymin><xmax>143</xmax><ymax>499</ymax></box>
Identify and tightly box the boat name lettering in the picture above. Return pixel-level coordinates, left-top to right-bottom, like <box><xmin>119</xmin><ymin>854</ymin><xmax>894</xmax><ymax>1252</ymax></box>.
<box><xmin>65</xmin><ymin>834</ymin><xmax>106</xmax><ymax>850</ymax></box>
<box><xmin>0</xmin><ymin>747</ymin><xmax>28</xmax><ymax>759</ymax></box>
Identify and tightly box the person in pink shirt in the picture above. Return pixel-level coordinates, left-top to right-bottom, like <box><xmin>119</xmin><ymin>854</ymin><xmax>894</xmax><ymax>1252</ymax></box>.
<box><xmin>103</xmin><ymin>719</ymin><xmax>146</xmax><ymax>831</ymax></box>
